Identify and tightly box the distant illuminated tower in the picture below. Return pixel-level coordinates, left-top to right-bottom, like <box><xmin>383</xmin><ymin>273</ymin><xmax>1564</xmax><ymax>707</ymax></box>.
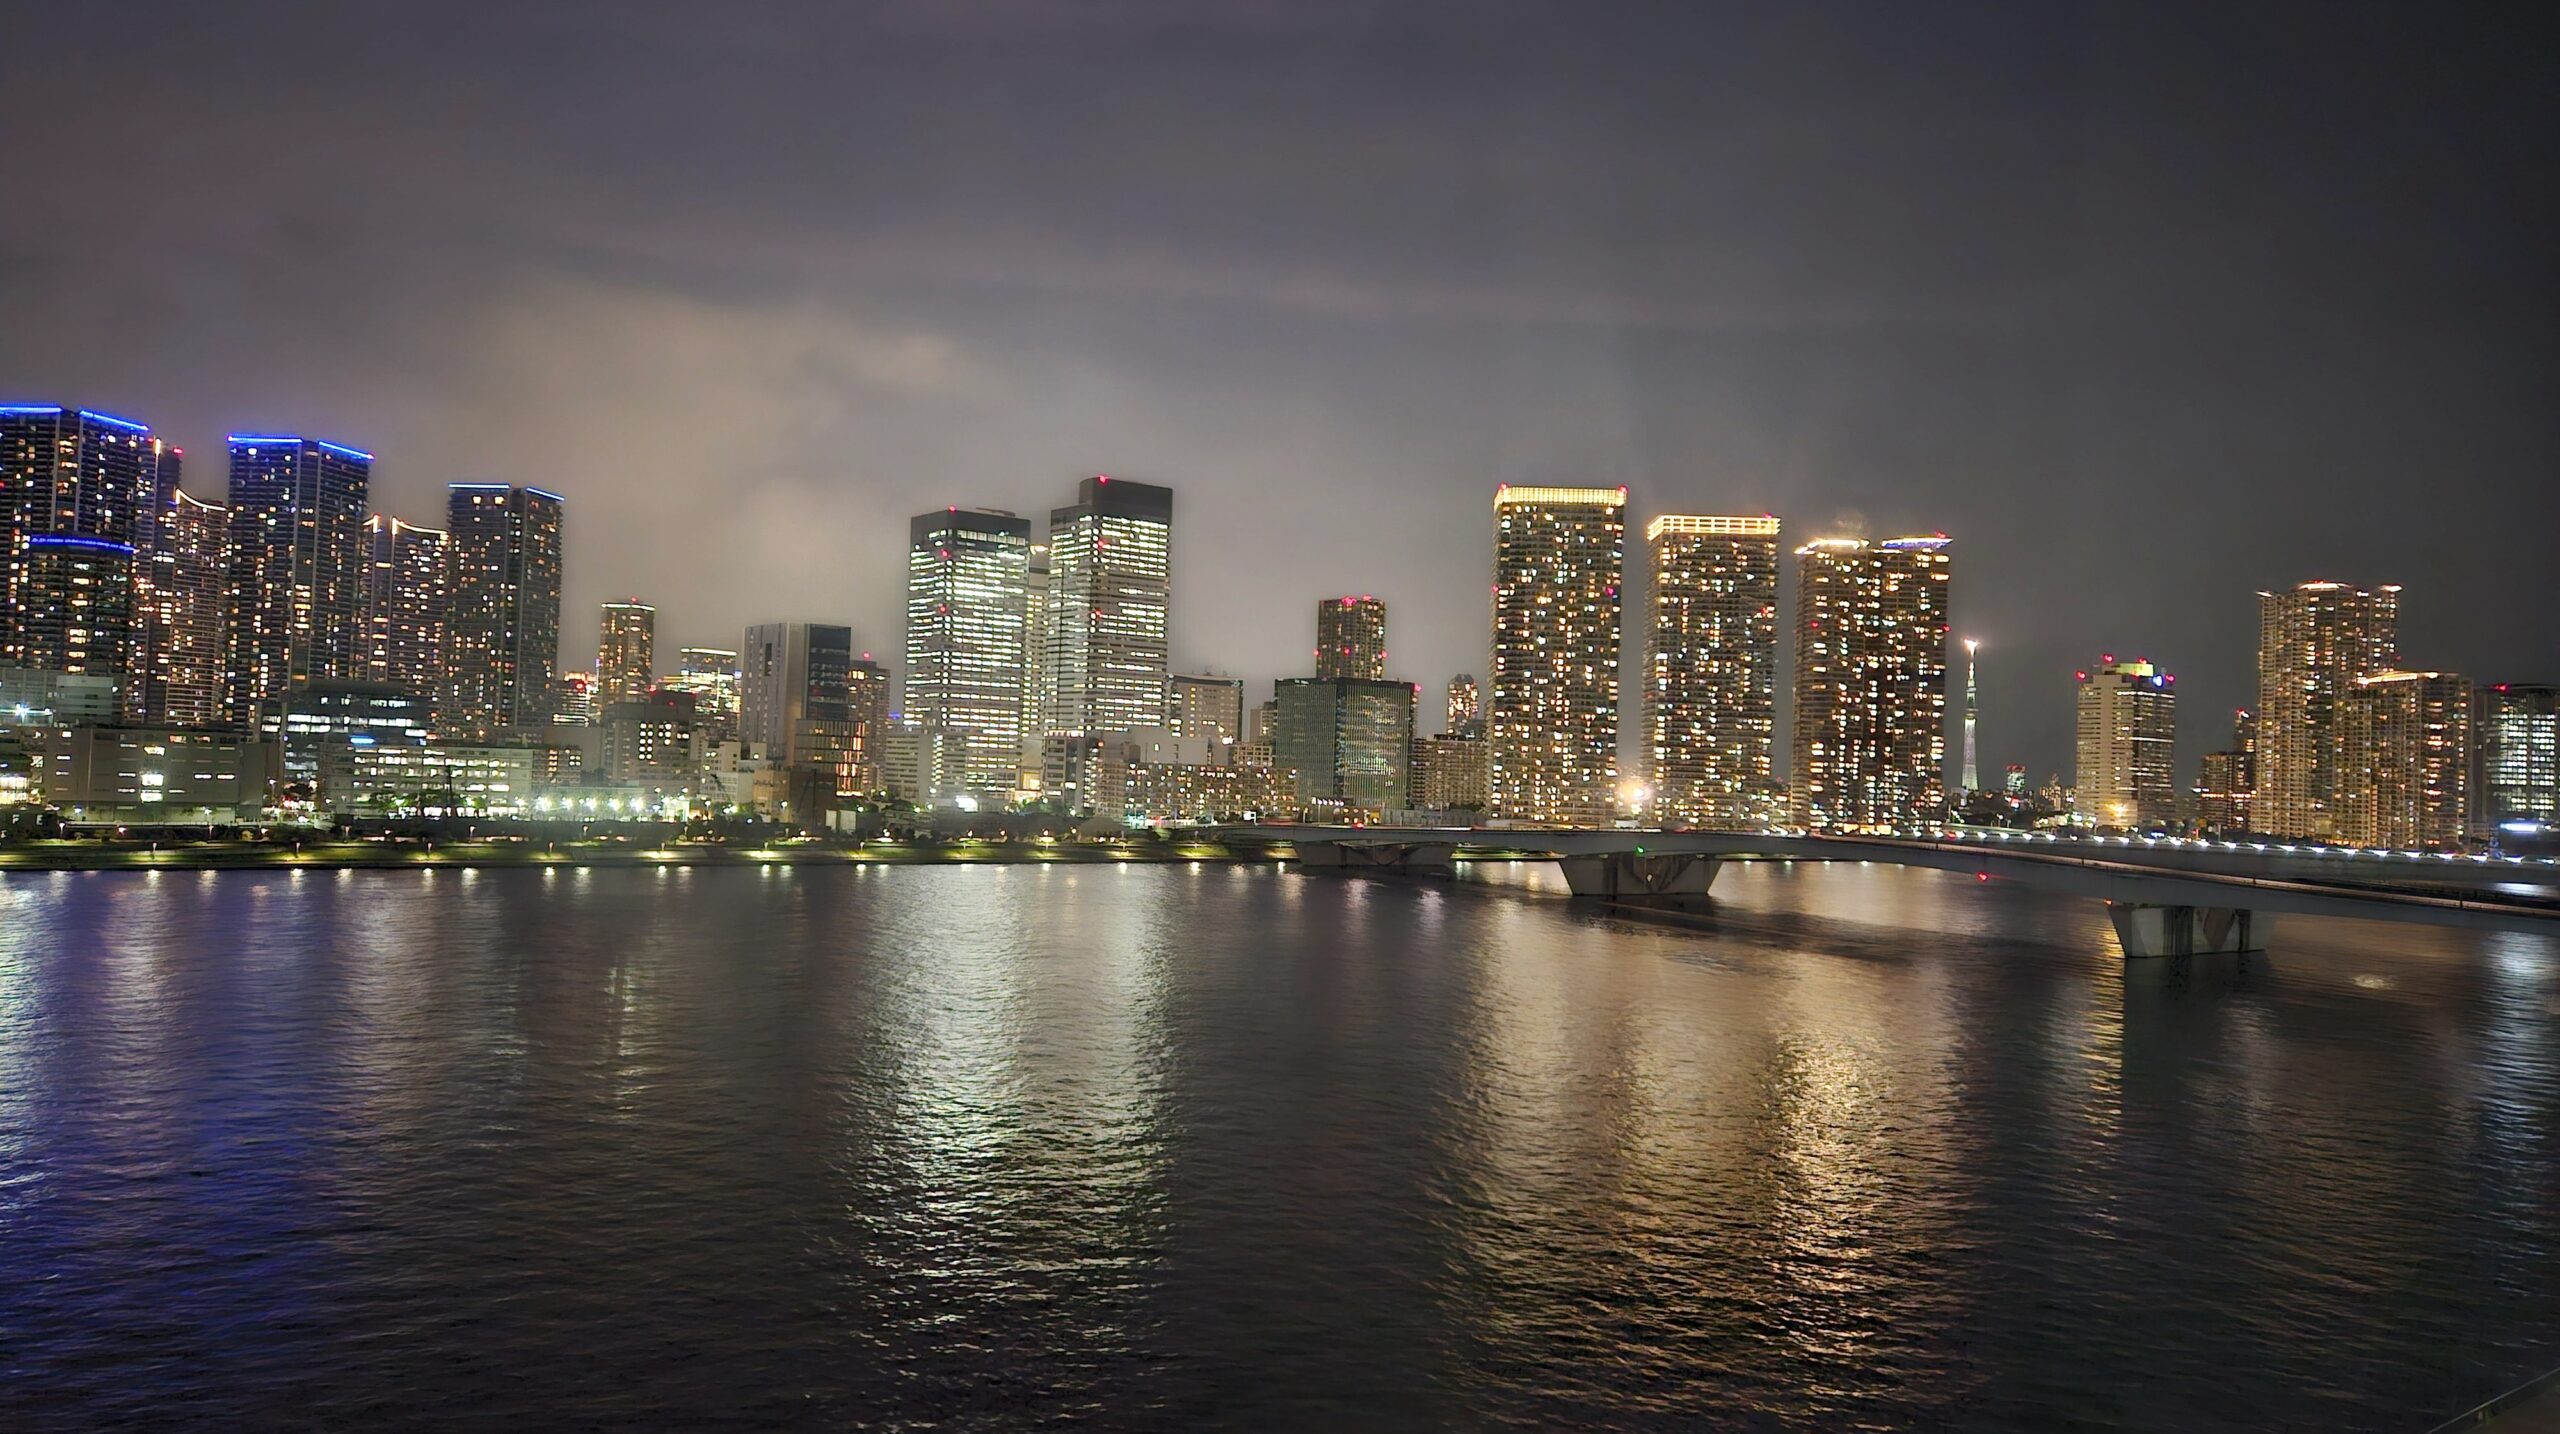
<box><xmin>1042</xmin><ymin>476</ymin><xmax>1171</xmax><ymax>739</ymax></box>
<box><xmin>1789</xmin><ymin>535</ymin><xmax>1953</xmax><ymax>834</ymax></box>
<box><xmin>2197</xmin><ymin>708</ymin><xmax>2257</xmax><ymax>835</ymax></box>
<box><xmin>597</xmin><ymin>600</ymin><xmax>657</xmax><ymax>706</ymax></box>
<box><xmin>1166</xmin><ymin>673</ymin><xmax>1244</xmax><ymax>746</ymax></box>
<box><xmin>1445</xmin><ymin>673</ymin><xmax>1481</xmax><ymax>737</ymax></box>
<box><xmin>1960</xmin><ymin>638</ymin><xmax>1982</xmax><ymax>793</ymax></box>
<box><xmin>662</xmin><ymin>647</ymin><xmax>742</xmax><ymax>744</ymax></box>
<box><xmin>1642</xmin><ymin>514</ymin><xmax>1780</xmax><ymax>829</ymax></box>
<box><xmin>359</xmin><ymin>515</ymin><xmax>451</xmax><ymax>699</ymax></box>
<box><xmin>2341</xmin><ymin>670</ymin><xmax>2471</xmax><ymax>850</ymax></box>
<box><xmin>0</xmin><ymin>405</ymin><xmax>177</xmax><ymax>715</ymax></box>
<box><xmin>2472</xmin><ymin>685</ymin><xmax>2557</xmax><ymax>849</ymax></box>
<box><xmin>137</xmin><ymin>486</ymin><xmax>228</xmax><ymax>728</ymax></box>
<box><xmin>224</xmin><ymin>434</ymin><xmax>373</xmax><ymax>731</ymax></box>
<box><xmin>1489</xmin><ymin>485</ymin><xmax>1625</xmax><ymax>825</ymax></box>
<box><xmin>1315</xmin><ymin>595</ymin><xmax>1387</xmax><ymax>680</ymax></box>
<box><xmin>906</xmin><ymin>507</ymin><xmax>1032</xmax><ymax>796</ymax></box>
<box><xmin>444</xmin><ymin>483</ymin><xmax>565</xmax><ymax>736</ymax></box>
<box><xmin>2254</xmin><ymin>580</ymin><xmax>2398</xmax><ymax>840</ymax></box>
<box><xmin>2073</xmin><ymin>656</ymin><xmax>2177</xmax><ymax>830</ymax></box>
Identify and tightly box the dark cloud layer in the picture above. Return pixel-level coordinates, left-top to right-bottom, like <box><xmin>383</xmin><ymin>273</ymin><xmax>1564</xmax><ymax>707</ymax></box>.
<box><xmin>4</xmin><ymin>1</ymin><xmax>2554</xmax><ymax>779</ymax></box>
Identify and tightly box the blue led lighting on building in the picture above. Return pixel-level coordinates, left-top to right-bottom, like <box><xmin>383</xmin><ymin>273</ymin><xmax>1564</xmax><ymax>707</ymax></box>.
<box><xmin>0</xmin><ymin>404</ymin><xmax>67</xmax><ymax>416</ymax></box>
<box><xmin>449</xmin><ymin>482</ymin><xmax>513</xmax><ymax>491</ymax></box>
<box><xmin>316</xmin><ymin>440</ymin><xmax>374</xmax><ymax>462</ymax></box>
<box><xmin>24</xmin><ymin>534</ymin><xmax>139</xmax><ymax>556</ymax></box>
<box><xmin>228</xmin><ymin>433</ymin><xmax>307</xmax><ymax>447</ymax></box>
<box><xmin>76</xmin><ymin>409</ymin><xmax>149</xmax><ymax>433</ymax></box>
<box><xmin>524</xmin><ymin>487</ymin><xmax>566</xmax><ymax>502</ymax></box>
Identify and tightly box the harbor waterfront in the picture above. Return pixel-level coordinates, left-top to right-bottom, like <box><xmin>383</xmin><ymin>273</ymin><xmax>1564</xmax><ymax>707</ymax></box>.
<box><xmin>6</xmin><ymin>860</ymin><xmax>2560</xmax><ymax>1430</ymax></box>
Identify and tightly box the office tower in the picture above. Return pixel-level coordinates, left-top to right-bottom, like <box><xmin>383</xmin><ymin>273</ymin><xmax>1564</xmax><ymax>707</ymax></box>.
<box><xmin>0</xmin><ymin>406</ymin><xmax>175</xmax><ymax>711</ymax></box>
<box><xmin>845</xmin><ymin>656</ymin><xmax>889</xmax><ymax>794</ymax></box>
<box><xmin>1274</xmin><ymin>677</ymin><xmax>1415</xmax><ymax>812</ymax></box>
<box><xmin>2073</xmin><ymin>656</ymin><xmax>2178</xmax><ymax>830</ymax></box>
<box><xmin>2253</xmin><ymin>580</ymin><xmax>2398</xmax><ymax>841</ymax></box>
<box><xmin>136</xmin><ymin>487</ymin><xmax>228</xmax><ymax>727</ymax></box>
<box><xmin>662</xmin><ymin>647</ymin><xmax>742</xmax><ymax>743</ymax></box>
<box><xmin>2473</xmin><ymin>685</ymin><xmax>2558</xmax><ymax>849</ymax></box>
<box><xmin>2341</xmin><ymin>670</ymin><xmax>2471</xmax><ymax>850</ymax></box>
<box><xmin>1642</xmin><ymin>514</ymin><xmax>1780</xmax><ymax>829</ymax></box>
<box><xmin>1023</xmin><ymin>539</ymin><xmax>1050</xmax><ymax>747</ymax></box>
<box><xmin>1961</xmin><ymin>638</ymin><xmax>1982</xmax><ymax>793</ymax></box>
<box><xmin>359</xmin><ymin>515</ymin><xmax>450</xmax><ymax>699</ymax></box>
<box><xmin>905</xmin><ymin>507</ymin><xmax>1032</xmax><ymax>795</ymax></box>
<box><xmin>224</xmin><ymin>434</ymin><xmax>373</xmax><ymax>732</ymax></box>
<box><xmin>2196</xmin><ymin>709</ymin><xmax>2257</xmax><ymax>835</ymax></box>
<box><xmin>1315</xmin><ymin>595</ymin><xmax>1387</xmax><ymax>680</ymax></box>
<box><xmin>1167</xmin><ymin>673</ymin><xmax>1245</xmax><ymax>746</ymax></box>
<box><xmin>551</xmin><ymin>671</ymin><xmax>595</xmax><ymax>726</ymax></box>
<box><xmin>444</xmin><ymin>483</ymin><xmax>565</xmax><ymax>736</ymax></box>
<box><xmin>1488</xmin><ymin>485</ymin><xmax>1625</xmax><ymax>825</ymax></box>
<box><xmin>741</xmin><ymin>621</ymin><xmax>853</xmax><ymax>763</ymax></box>
<box><xmin>1041</xmin><ymin>476</ymin><xmax>1172</xmax><ymax>740</ymax></box>
<box><xmin>281</xmin><ymin>679</ymin><xmax>432</xmax><ymax>790</ymax></box>
<box><xmin>1446</xmin><ymin>673</ymin><xmax>1481</xmax><ymax>737</ymax></box>
<box><xmin>1789</xmin><ymin>535</ymin><xmax>1954</xmax><ymax>834</ymax></box>
<box><xmin>597</xmin><ymin>600</ymin><xmax>657</xmax><ymax>706</ymax></box>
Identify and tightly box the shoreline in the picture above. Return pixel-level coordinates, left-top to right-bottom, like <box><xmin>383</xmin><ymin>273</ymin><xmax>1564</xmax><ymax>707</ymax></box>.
<box><xmin>0</xmin><ymin>840</ymin><xmax>1285</xmax><ymax>874</ymax></box>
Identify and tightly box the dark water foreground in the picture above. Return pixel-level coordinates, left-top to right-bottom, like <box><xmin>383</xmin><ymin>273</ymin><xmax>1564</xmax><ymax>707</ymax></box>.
<box><xmin>2</xmin><ymin>861</ymin><xmax>2555</xmax><ymax>1430</ymax></box>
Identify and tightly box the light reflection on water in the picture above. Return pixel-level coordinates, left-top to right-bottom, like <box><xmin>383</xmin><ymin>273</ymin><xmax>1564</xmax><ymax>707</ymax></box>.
<box><xmin>0</xmin><ymin>861</ymin><xmax>2555</xmax><ymax>1430</ymax></box>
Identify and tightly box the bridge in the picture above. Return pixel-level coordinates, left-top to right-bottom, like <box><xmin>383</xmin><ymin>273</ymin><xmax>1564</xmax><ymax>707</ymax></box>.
<box><xmin>1213</xmin><ymin>825</ymin><xmax>2560</xmax><ymax>959</ymax></box>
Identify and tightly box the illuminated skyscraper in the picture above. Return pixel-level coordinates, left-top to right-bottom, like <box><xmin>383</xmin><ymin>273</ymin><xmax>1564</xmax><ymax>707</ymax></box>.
<box><xmin>597</xmin><ymin>600</ymin><xmax>657</xmax><ymax>706</ymax></box>
<box><xmin>2472</xmin><ymin>684</ymin><xmax>2558</xmax><ymax>849</ymax></box>
<box><xmin>137</xmin><ymin>486</ymin><xmax>228</xmax><ymax>728</ymax></box>
<box><xmin>1041</xmin><ymin>476</ymin><xmax>1171</xmax><ymax>740</ymax></box>
<box><xmin>905</xmin><ymin>507</ymin><xmax>1032</xmax><ymax>796</ymax></box>
<box><xmin>0</xmin><ymin>405</ymin><xmax>176</xmax><ymax>713</ymax></box>
<box><xmin>224</xmin><ymin>434</ymin><xmax>373</xmax><ymax>732</ymax></box>
<box><xmin>1274</xmin><ymin>676</ymin><xmax>1415</xmax><ymax>812</ymax></box>
<box><xmin>662</xmin><ymin>647</ymin><xmax>742</xmax><ymax>744</ymax></box>
<box><xmin>1789</xmin><ymin>535</ymin><xmax>1954</xmax><ymax>834</ymax></box>
<box><xmin>1167</xmin><ymin>673</ymin><xmax>1244</xmax><ymax>746</ymax></box>
<box><xmin>359</xmin><ymin>515</ymin><xmax>450</xmax><ymax>699</ymax></box>
<box><xmin>1315</xmin><ymin>595</ymin><xmax>1387</xmax><ymax>680</ymax></box>
<box><xmin>2073</xmin><ymin>656</ymin><xmax>2177</xmax><ymax>830</ymax></box>
<box><xmin>1488</xmin><ymin>485</ymin><xmax>1625</xmax><ymax>825</ymax></box>
<box><xmin>443</xmin><ymin>483</ymin><xmax>564</xmax><ymax>736</ymax></box>
<box><xmin>2253</xmin><ymin>580</ymin><xmax>2398</xmax><ymax>841</ymax></box>
<box><xmin>1960</xmin><ymin>638</ymin><xmax>1982</xmax><ymax>793</ymax></box>
<box><xmin>741</xmin><ymin>621</ymin><xmax>852</xmax><ymax>765</ymax></box>
<box><xmin>1642</xmin><ymin>514</ymin><xmax>1780</xmax><ymax>829</ymax></box>
<box><xmin>2196</xmin><ymin>708</ymin><xmax>2256</xmax><ymax>835</ymax></box>
<box><xmin>1445</xmin><ymin>673</ymin><xmax>1481</xmax><ymax>737</ymax></box>
<box><xmin>2340</xmin><ymin>670</ymin><xmax>2470</xmax><ymax>850</ymax></box>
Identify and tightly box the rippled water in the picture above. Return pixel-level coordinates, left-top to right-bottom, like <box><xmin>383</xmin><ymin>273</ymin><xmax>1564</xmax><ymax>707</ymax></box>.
<box><xmin>3</xmin><ymin>860</ymin><xmax>2557</xmax><ymax>1429</ymax></box>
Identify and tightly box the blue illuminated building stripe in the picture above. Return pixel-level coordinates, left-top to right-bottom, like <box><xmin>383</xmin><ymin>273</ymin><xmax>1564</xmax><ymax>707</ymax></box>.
<box><xmin>228</xmin><ymin>433</ymin><xmax>306</xmax><ymax>447</ymax></box>
<box><xmin>25</xmin><ymin>535</ymin><xmax>138</xmax><ymax>556</ymax></box>
<box><xmin>0</xmin><ymin>404</ymin><xmax>67</xmax><ymax>416</ymax></box>
<box><xmin>76</xmin><ymin>409</ymin><xmax>149</xmax><ymax>432</ymax></box>
<box><xmin>317</xmin><ymin>440</ymin><xmax>374</xmax><ymax>462</ymax></box>
<box><xmin>525</xmin><ymin>487</ymin><xmax>566</xmax><ymax>502</ymax></box>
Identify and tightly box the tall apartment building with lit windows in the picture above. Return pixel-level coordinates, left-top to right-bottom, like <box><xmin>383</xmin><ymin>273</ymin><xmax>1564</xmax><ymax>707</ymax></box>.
<box><xmin>2473</xmin><ymin>685</ymin><xmax>2558</xmax><ymax>850</ymax></box>
<box><xmin>2340</xmin><ymin>669</ymin><xmax>2470</xmax><ymax>850</ymax></box>
<box><xmin>1488</xmin><ymin>485</ymin><xmax>1624</xmax><ymax>826</ymax></box>
<box><xmin>1445</xmin><ymin>673</ymin><xmax>1481</xmax><ymax>736</ymax></box>
<box><xmin>137</xmin><ymin>486</ymin><xmax>228</xmax><ymax>728</ymax></box>
<box><xmin>1642</xmin><ymin>514</ymin><xmax>1780</xmax><ymax>829</ymax></box>
<box><xmin>1040</xmin><ymin>476</ymin><xmax>1171</xmax><ymax>741</ymax></box>
<box><xmin>1315</xmin><ymin>596</ymin><xmax>1387</xmax><ymax>680</ymax></box>
<box><xmin>0</xmin><ymin>405</ymin><xmax>179</xmax><ymax>714</ymax></box>
<box><xmin>443</xmin><ymin>483</ymin><xmax>564</xmax><ymax>736</ymax></box>
<box><xmin>359</xmin><ymin>515</ymin><xmax>450</xmax><ymax>700</ymax></box>
<box><xmin>1166</xmin><ymin>673</ymin><xmax>1244</xmax><ymax>747</ymax></box>
<box><xmin>224</xmin><ymin>434</ymin><xmax>373</xmax><ymax>732</ymax></box>
<box><xmin>906</xmin><ymin>507</ymin><xmax>1032</xmax><ymax>796</ymax></box>
<box><xmin>2253</xmin><ymin>580</ymin><xmax>2398</xmax><ymax>841</ymax></box>
<box><xmin>1789</xmin><ymin>535</ymin><xmax>1953</xmax><ymax>834</ymax></box>
<box><xmin>2073</xmin><ymin>656</ymin><xmax>2178</xmax><ymax>830</ymax></box>
<box><xmin>597</xmin><ymin>600</ymin><xmax>657</xmax><ymax>706</ymax></box>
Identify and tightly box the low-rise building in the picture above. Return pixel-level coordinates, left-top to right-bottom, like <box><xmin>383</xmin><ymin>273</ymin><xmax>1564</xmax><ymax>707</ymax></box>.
<box><xmin>33</xmin><ymin>725</ymin><xmax>281</xmax><ymax>824</ymax></box>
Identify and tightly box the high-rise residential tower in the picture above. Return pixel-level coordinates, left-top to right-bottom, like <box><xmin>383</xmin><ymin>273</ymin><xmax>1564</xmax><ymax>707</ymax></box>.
<box><xmin>662</xmin><ymin>647</ymin><xmax>742</xmax><ymax>744</ymax></box>
<box><xmin>136</xmin><ymin>486</ymin><xmax>228</xmax><ymax>728</ymax></box>
<box><xmin>1642</xmin><ymin>514</ymin><xmax>1780</xmax><ymax>829</ymax></box>
<box><xmin>359</xmin><ymin>515</ymin><xmax>451</xmax><ymax>700</ymax></box>
<box><xmin>1315</xmin><ymin>595</ymin><xmax>1387</xmax><ymax>681</ymax></box>
<box><xmin>2473</xmin><ymin>685</ymin><xmax>2558</xmax><ymax>849</ymax></box>
<box><xmin>1</xmin><ymin>405</ymin><xmax>177</xmax><ymax>713</ymax></box>
<box><xmin>597</xmin><ymin>600</ymin><xmax>657</xmax><ymax>707</ymax></box>
<box><xmin>1445</xmin><ymin>673</ymin><xmax>1481</xmax><ymax>737</ymax></box>
<box><xmin>2253</xmin><ymin>580</ymin><xmax>2399</xmax><ymax>841</ymax></box>
<box><xmin>1167</xmin><ymin>673</ymin><xmax>1244</xmax><ymax>747</ymax></box>
<box><xmin>905</xmin><ymin>507</ymin><xmax>1032</xmax><ymax>796</ymax></box>
<box><xmin>2341</xmin><ymin>670</ymin><xmax>2470</xmax><ymax>850</ymax></box>
<box><xmin>224</xmin><ymin>434</ymin><xmax>373</xmax><ymax>731</ymax></box>
<box><xmin>1488</xmin><ymin>485</ymin><xmax>1625</xmax><ymax>826</ymax></box>
<box><xmin>2073</xmin><ymin>656</ymin><xmax>2178</xmax><ymax>831</ymax></box>
<box><xmin>444</xmin><ymin>483</ymin><xmax>565</xmax><ymax>736</ymax></box>
<box><xmin>1789</xmin><ymin>535</ymin><xmax>1954</xmax><ymax>834</ymax></box>
<box><xmin>1041</xmin><ymin>476</ymin><xmax>1172</xmax><ymax>740</ymax></box>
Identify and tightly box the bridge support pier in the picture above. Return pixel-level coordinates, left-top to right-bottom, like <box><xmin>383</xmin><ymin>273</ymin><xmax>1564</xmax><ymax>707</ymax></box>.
<box><xmin>1294</xmin><ymin>840</ymin><xmax>1456</xmax><ymax>875</ymax></box>
<box><xmin>1558</xmin><ymin>852</ymin><xmax>1723</xmax><ymax>903</ymax></box>
<box><xmin>2107</xmin><ymin>902</ymin><xmax>2272</xmax><ymax>959</ymax></box>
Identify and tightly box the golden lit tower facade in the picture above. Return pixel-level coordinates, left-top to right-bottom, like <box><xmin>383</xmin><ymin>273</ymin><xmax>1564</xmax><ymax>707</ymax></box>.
<box><xmin>1041</xmin><ymin>476</ymin><xmax>1171</xmax><ymax>740</ymax></box>
<box><xmin>1166</xmin><ymin>673</ymin><xmax>1244</xmax><ymax>746</ymax></box>
<box><xmin>1789</xmin><ymin>535</ymin><xmax>1954</xmax><ymax>834</ymax></box>
<box><xmin>905</xmin><ymin>507</ymin><xmax>1032</xmax><ymax>797</ymax></box>
<box><xmin>2253</xmin><ymin>580</ymin><xmax>2398</xmax><ymax>840</ymax></box>
<box><xmin>1488</xmin><ymin>485</ymin><xmax>1625</xmax><ymax>826</ymax></box>
<box><xmin>1315</xmin><ymin>595</ymin><xmax>1387</xmax><ymax>680</ymax></box>
<box><xmin>1642</xmin><ymin>514</ymin><xmax>1780</xmax><ymax>829</ymax></box>
<box><xmin>137</xmin><ymin>486</ymin><xmax>228</xmax><ymax>728</ymax></box>
<box><xmin>359</xmin><ymin>515</ymin><xmax>450</xmax><ymax>700</ymax></box>
<box><xmin>2341</xmin><ymin>670</ymin><xmax>2470</xmax><ymax>850</ymax></box>
<box><xmin>597</xmin><ymin>600</ymin><xmax>657</xmax><ymax>707</ymax></box>
<box><xmin>2472</xmin><ymin>685</ymin><xmax>2558</xmax><ymax>849</ymax></box>
<box><xmin>2073</xmin><ymin>656</ymin><xmax>2178</xmax><ymax>831</ymax></box>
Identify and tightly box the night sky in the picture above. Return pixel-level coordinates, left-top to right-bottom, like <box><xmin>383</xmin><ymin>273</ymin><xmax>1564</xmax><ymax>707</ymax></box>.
<box><xmin>3</xmin><ymin>1</ymin><xmax>2554</xmax><ymax>783</ymax></box>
